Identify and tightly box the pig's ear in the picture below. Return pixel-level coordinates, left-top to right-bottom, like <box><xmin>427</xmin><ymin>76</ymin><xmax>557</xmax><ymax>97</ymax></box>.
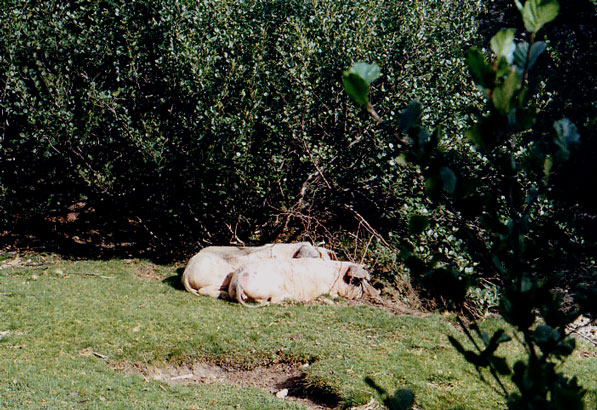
<box><xmin>346</xmin><ymin>265</ymin><xmax>370</xmax><ymax>280</ymax></box>
<box><xmin>362</xmin><ymin>281</ymin><xmax>380</xmax><ymax>298</ymax></box>
<box><xmin>293</xmin><ymin>244</ymin><xmax>319</xmax><ymax>259</ymax></box>
<box><xmin>323</xmin><ymin>249</ymin><xmax>337</xmax><ymax>260</ymax></box>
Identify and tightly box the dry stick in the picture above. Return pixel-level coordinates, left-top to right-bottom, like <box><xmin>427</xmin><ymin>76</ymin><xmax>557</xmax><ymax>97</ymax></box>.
<box><xmin>567</xmin><ymin>320</ymin><xmax>597</xmax><ymax>347</ymax></box>
<box><xmin>360</xmin><ymin>234</ymin><xmax>374</xmax><ymax>266</ymax></box>
<box><xmin>91</xmin><ymin>351</ymin><xmax>108</xmax><ymax>360</ymax></box>
<box><xmin>295</xmin><ymin>169</ymin><xmax>322</xmax><ymax>212</ymax></box>
<box><xmin>353</xmin><ymin>225</ymin><xmax>360</xmax><ymax>261</ymax></box>
<box><xmin>224</xmin><ymin>222</ymin><xmax>244</xmax><ymax>246</ymax></box>
<box><xmin>298</xmin><ymin>97</ymin><xmax>381</xmax><ymax>208</ymax></box>
<box><xmin>343</xmin><ymin>204</ymin><xmax>391</xmax><ymax>248</ymax></box>
<box><xmin>278</xmin><ymin>207</ymin><xmax>354</xmax><ymax>263</ymax></box>
<box><xmin>568</xmin><ymin>330</ymin><xmax>597</xmax><ymax>347</ymax></box>
<box><xmin>133</xmin><ymin>216</ymin><xmax>167</xmax><ymax>249</ymax></box>
<box><xmin>170</xmin><ymin>374</ymin><xmax>194</xmax><ymax>381</ymax></box>
<box><xmin>292</xmin><ymin>123</ymin><xmax>395</xmax><ymax>261</ymax></box>
<box><xmin>297</xmin><ymin>126</ymin><xmax>333</xmax><ymax>191</ymax></box>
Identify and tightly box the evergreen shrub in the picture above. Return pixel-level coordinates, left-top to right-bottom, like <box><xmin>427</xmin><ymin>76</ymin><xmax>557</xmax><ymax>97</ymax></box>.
<box><xmin>0</xmin><ymin>0</ymin><xmax>485</xmax><ymax>261</ymax></box>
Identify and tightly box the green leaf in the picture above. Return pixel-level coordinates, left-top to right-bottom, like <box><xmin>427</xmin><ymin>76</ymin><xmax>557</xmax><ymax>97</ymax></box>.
<box><xmin>395</xmin><ymin>154</ymin><xmax>408</xmax><ymax>166</ymax></box>
<box><xmin>521</xmin><ymin>0</ymin><xmax>560</xmax><ymax>34</ymax></box>
<box><xmin>349</xmin><ymin>62</ymin><xmax>381</xmax><ymax>85</ymax></box>
<box><xmin>513</xmin><ymin>41</ymin><xmax>547</xmax><ymax>74</ymax></box>
<box><xmin>515</xmin><ymin>107</ymin><xmax>536</xmax><ymax>130</ymax></box>
<box><xmin>398</xmin><ymin>100</ymin><xmax>422</xmax><ymax>133</ymax></box>
<box><xmin>554</xmin><ymin>118</ymin><xmax>580</xmax><ymax>161</ymax></box>
<box><xmin>553</xmin><ymin>337</ymin><xmax>576</xmax><ymax>357</ymax></box>
<box><xmin>491</xmin><ymin>28</ymin><xmax>516</xmax><ymax>63</ymax></box>
<box><xmin>408</xmin><ymin>126</ymin><xmax>432</xmax><ymax>158</ymax></box>
<box><xmin>530</xmin><ymin>41</ymin><xmax>547</xmax><ymax>68</ymax></box>
<box><xmin>520</xmin><ymin>275</ymin><xmax>533</xmax><ymax>293</ymax></box>
<box><xmin>543</xmin><ymin>155</ymin><xmax>553</xmax><ymax>176</ymax></box>
<box><xmin>480</xmin><ymin>214</ymin><xmax>508</xmax><ymax>235</ymax></box>
<box><xmin>499</xmin><ymin>292</ymin><xmax>535</xmax><ymax>329</ymax></box>
<box><xmin>554</xmin><ymin>118</ymin><xmax>580</xmax><ymax>146</ymax></box>
<box><xmin>343</xmin><ymin>63</ymin><xmax>381</xmax><ymax>107</ymax></box>
<box><xmin>492</xmin><ymin>70</ymin><xmax>521</xmax><ymax>115</ymax></box>
<box><xmin>466</xmin><ymin>114</ymin><xmax>507</xmax><ymax>153</ymax></box>
<box><xmin>343</xmin><ymin>72</ymin><xmax>370</xmax><ymax>106</ymax></box>
<box><xmin>495</xmin><ymin>57</ymin><xmax>512</xmax><ymax>78</ymax></box>
<box><xmin>425</xmin><ymin>267</ymin><xmax>469</xmax><ymax>305</ymax></box>
<box><xmin>466</xmin><ymin>48</ymin><xmax>495</xmax><ymax>88</ymax></box>
<box><xmin>424</xmin><ymin>175</ymin><xmax>439</xmax><ymax>196</ymax></box>
<box><xmin>408</xmin><ymin>214</ymin><xmax>430</xmax><ymax>235</ymax></box>
<box><xmin>440</xmin><ymin>167</ymin><xmax>457</xmax><ymax>194</ymax></box>
<box><xmin>575</xmin><ymin>275</ymin><xmax>597</xmax><ymax>317</ymax></box>
<box><xmin>466</xmin><ymin>124</ymin><xmax>488</xmax><ymax>153</ymax></box>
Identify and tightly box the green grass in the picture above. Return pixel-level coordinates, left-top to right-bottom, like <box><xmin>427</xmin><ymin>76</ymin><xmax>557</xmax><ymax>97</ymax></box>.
<box><xmin>0</xmin><ymin>254</ymin><xmax>595</xmax><ymax>409</ymax></box>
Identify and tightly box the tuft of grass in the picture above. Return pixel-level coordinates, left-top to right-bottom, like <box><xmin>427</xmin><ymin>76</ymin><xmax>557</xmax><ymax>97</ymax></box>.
<box><xmin>1</xmin><ymin>255</ymin><xmax>595</xmax><ymax>409</ymax></box>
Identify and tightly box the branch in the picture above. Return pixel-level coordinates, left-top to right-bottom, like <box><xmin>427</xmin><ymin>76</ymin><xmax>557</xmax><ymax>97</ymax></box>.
<box><xmin>343</xmin><ymin>204</ymin><xmax>391</xmax><ymax>248</ymax></box>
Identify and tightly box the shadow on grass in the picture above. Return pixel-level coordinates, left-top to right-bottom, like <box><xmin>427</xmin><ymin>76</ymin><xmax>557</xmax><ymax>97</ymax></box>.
<box><xmin>162</xmin><ymin>268</ymin><xmax>185</xmax><ymax>291</ymax></box>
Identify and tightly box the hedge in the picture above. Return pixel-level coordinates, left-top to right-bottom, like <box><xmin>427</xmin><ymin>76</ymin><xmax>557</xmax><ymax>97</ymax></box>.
<box><xmin>0</xmin><ymin>0</ymin><xmax>485</xmax><ymax>260</ymax></box>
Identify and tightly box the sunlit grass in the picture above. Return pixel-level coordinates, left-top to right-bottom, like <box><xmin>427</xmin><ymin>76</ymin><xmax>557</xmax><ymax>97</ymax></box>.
<box><xmin>0</xmin><ymin>254</ymin><xmax>595</xmax><ymax>409</ymax></box>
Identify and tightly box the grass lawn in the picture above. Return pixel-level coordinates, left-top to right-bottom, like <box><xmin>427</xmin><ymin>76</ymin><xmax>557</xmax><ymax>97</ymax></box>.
<box><xmin>1</xmin><ymin>253</ymin><xmax>595</xmax><ymax>409</ymax></box>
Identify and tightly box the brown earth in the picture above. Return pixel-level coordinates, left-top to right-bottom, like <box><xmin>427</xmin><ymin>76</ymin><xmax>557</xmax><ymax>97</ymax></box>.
<box><xmin>114</xmin><ymin>360</ymin><xmax>351</xmax><ymax>410</ymax></box>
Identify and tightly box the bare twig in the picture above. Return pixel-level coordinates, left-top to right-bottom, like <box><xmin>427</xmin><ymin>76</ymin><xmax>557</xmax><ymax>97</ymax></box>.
<box><xmin>224</xmin><ymin>221</ymin><xmax>245</xmax><ymax>246</ymax></box>
<box><xmin>92</xmin><ymin>351</ymin><xmax>108</xmax><ymax>360</ymax></box>
<box><xmin>343</xmin><ymin>204</ymin><xmax>391</xmax><ymax>248</ymax></box>
<box><xmin>170</xmin><ymin>374</ymin><xmax>194</xmax><ymax>381</ymax></box>
<box><xmin>567</xmin><ymin>317</ymin><xmax>597</xmax><ymax>347</ymax></box>
<box><xmin>568</xmin><ymin>330</ymin><xmax>597</xmax><ymax>347</ymax></box>
<box><xmin>360</xmin><ymin>234</ymin><xmax>374</xmax><ymax>265</ymax></box>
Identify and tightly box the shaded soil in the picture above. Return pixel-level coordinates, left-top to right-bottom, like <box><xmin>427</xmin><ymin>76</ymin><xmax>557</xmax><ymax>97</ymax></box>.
<box><xmin>1</xmin><ymin>205</ymin><xmax>156</xmax><ymax>261</ymax></box>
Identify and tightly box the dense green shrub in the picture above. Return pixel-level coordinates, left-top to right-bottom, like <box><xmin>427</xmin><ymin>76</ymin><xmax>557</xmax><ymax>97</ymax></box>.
<box><xmin>474</xmin><ymin>0</ymin><xmax>597</xmax><ymax>288</ymax></box>
<box><xmin>0</xmin><ymin>0</ymin><xmax>485</xmax><ymax>260</ymax></box>
<box><xmin>344</xmin><ymin>0</ymin><xmax>594</xmax><ymax>407</ymax></box>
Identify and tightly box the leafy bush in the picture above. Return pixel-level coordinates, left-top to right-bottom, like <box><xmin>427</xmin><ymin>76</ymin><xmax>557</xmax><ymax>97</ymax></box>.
<box><xmin>344</xmin><ymin>0</ymin><xmax>594</xmax><ymax>408</ymax></box>
<box><xmin>0</xmin><ymin>0</ymin><xmax>485</xmax><ymax>261</ymax></box>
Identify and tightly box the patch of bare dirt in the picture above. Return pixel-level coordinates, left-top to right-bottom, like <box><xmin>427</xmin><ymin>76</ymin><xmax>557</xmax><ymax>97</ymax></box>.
<box><xmin>116</xmin><ymin>361</ymin><xmax>342</xmax><ymax>410</ymax></box>
<box><xmin>0</xmin><ymin>251</ymin><xmax>61</xmax><ymax>270</ymax></box>
<box><xmin>126</xmin><ymin>260</ymin><xmax>167</xmax><ymax>281</ymax></box>
<box><xmin>0</xmin><ymin>200</ymin><xmax>176</xmax><ymax>262</ymax></box>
